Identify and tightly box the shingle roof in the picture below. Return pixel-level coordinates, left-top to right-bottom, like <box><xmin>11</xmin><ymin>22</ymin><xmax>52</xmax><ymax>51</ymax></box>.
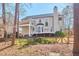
<box><xmin>22</xmin><ymin>13</ymin><xmax>53</xmax><ymax>20</ymax></box>
<box><xmin>22</xmin><ymin>13</ymin><xmax>63</xmax><ymax>20</ymax></box>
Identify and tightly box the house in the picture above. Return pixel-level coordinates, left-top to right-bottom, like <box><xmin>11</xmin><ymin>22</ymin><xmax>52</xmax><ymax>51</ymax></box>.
<box><xmin>0</xmin><ymin>12</ymin><xmax>14</xmax><ymax>37</ymax></box>
<box><xmin>0</xmin><ymin>24</ymin><xmax>4</xmax><ymax>38</ymax></box>
<box><xmin>19</xmin><ymin>20</ymin><xmax>30</xmax><ymax>37</ymax></box>
<box><xmin>20</xmin><ymin>6</ymin><xmax>65</xmax><ymax>37</ymax></box>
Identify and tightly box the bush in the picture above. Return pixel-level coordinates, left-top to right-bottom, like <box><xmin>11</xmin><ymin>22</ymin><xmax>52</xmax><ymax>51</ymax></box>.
<box><xmin>27</xmin><ymin>39</ymin><xmax>37</xmax><ymax>45</ymax></box>
<box><xmin>55</xmin><ymin>31</ymin><xmax>66</xmax><ymax>37</ymax></box>
<box><xmin>15</xmin><ymin>37</ymin><xmax>58</xmax><ymax>46</ymax></box>
<box><xmin>15</xmin><ymin>39</ymin><xmax>28</xmax><ymax>46</ymax></box>
<box><xmin>34</xmin><ymin>37</ymin><xmax>57</xmax><ymax>44</ymax></box>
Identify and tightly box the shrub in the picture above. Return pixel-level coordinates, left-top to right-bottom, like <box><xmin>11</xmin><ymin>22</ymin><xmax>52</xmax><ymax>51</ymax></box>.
<box><xmin>34</xmin><ymin>37</ymin><xmax>57</xmax><ymax>44</ymax></box>
<box><xmin>15</xmin><ymin>39</ymin><xmax>28</xmax><ymax>46</ymax></box>
<box><xmin>27</xmin><ymin>39</ymin><xmax>37</xmax><ymax>45</ymax></box>
<box><xmin>34</xmin><ymin>37</ymin><xmax>44</xmax><ymax>44</ymax></box>
<box><xmin>55</xmin><ymin>31</ymin><xmax>66</xmax><ymax>37</ymax></box>
<box><xmin>15</xmin><ymin>37</ymin><xmax>58</xmax><ymax>46</ymax></box>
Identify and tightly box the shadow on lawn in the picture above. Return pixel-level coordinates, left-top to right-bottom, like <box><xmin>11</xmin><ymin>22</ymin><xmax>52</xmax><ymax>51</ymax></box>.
<box><xmin>0</xmin><ymin>45</ymin><xmax>12</xmax><ymax>52</ymax></box>
<box><xmin>18</xmin><ymin>44</ymin><xmax>30</xmax><ymax>50</ymax></box>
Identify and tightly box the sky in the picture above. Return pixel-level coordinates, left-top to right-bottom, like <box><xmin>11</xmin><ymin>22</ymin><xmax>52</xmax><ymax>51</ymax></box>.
<box><xmin>21</xmin><ymin>3</ymin><xmax>71</xmax><ymax>19</ymax></box>
<box><xmin>0</xmin><ymin>3</ymin><xmax>72</xmax><ymax>19</ymax></box>
<box><xmin>0</xmin><ymin>3</ymin><xmax>73</xmax><ymax>29</ymax></box>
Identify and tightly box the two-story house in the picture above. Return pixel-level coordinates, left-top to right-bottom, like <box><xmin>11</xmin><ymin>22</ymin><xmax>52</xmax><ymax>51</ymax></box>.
<box><xmin>20</xmin><ymin>6</ymin><xmax>65</xmax><ymax>37</ymax></box>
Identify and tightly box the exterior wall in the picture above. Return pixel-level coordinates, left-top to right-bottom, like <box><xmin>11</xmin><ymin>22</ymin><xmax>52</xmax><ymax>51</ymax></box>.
<box><xmin>6</xmin><ymin>25</ymin><xmax>14</xmax><ymax>34</ymax></box>
<box><xmin>0</xmin><ymin>18</ymin><xmax>3</xmax><ymax>25</ymax></box>
<box><xmin>30</xmin><ymin>16</ymin><xmax>54</xmax><ymax>34</ymax></box>
<box><xmin>5</xmin><ymin>12</ymin><xmax>14</xmax><ymax>34</ymax></box>
<box><xmin>20</xmin><ymin>19</ymin><xmax>30</xmax><ymax>36</ymax></box>
<box><xmin>58</xmin><ymin>16</ymin><xmax>65</xmax><ymax>32</ymax></box>
<box><xmin>21</xmin><ymin>26</ymin><xmax>29</xmax><ymax>36</ymax></box>
<box><xmin>0</xmin><ymin>28</ymin><xmax>4</xmax><ymax>38</ymax></box>
<box><xmin>53</xmin><ymin>10</ymin><xmax>60</xmax><ymax>33</ymax></box>
<box><xmin>0</xmin><ymin>12</ymin><xmax>14</xmax><ymax>34</ymax></box>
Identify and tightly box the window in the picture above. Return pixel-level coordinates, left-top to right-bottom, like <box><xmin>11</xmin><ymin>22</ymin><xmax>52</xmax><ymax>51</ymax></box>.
<box><xmin>39</xmin><ymin>19</ymin><xmax>41</xmax><ymax>23</ymax></box>
<box><xmin>59</xmin><ymin>17</ymin><xmax>62</xmax><ymax>21</ymax></box>
<box><xmin>38</xmin><ymin>27</ymin><xmax>41</xmax><ymax>32</ymax></box>
<box><xmin>32</xmin><ymin>27</ymin><xmax>34</xmax><ymax>31</ymax></box>
<box><xmin>37</xmin><ymin>26</ymin><xmax>43</xmax><ymax>32</ymax></box>
<box><xmin>51</xmin><ymin>28</ymin><xmax>52</xmax><ymax>32</ymax></box>
<box><xmin>42</xmin><ymin>27</ymin><xmax>43</xmax><ymax>32</ymax></box>
<box><xmin>31</xmin><ymin>20</ymin><xmax>36</xmax><ymax>25</ymax></box>
<box><xmin>45</xmin><ymin>21</ymin><xmax>48</xmax><ymax>26</ymax></box>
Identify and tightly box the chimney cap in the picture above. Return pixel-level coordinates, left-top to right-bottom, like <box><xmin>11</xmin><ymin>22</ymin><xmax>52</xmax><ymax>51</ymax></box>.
<box><xmin>54</xmin><ymin>6</ymin><xmax>58</xmax><ymax>11</ymax></box>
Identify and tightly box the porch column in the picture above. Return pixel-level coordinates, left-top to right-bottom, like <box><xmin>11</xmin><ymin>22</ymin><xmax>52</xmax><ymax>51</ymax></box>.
<box><xmin>29</xmin><ymin>23</ymin><xmax>31</xmax><ymax>37</ymax></box>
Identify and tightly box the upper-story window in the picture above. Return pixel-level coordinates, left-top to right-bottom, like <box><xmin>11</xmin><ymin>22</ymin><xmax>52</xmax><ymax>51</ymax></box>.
<box><xmin>45</xmin><ymin>21</ymin><xmax>48</xmax><ymax>27</ymax></box>
<box><xmin>31</xmin><ymin>20</ymin><xmax>36</xmax><ymax>25</ymax></box>
<box><xmin>59</xmin><ymin>17</ymin><xmax>62</xmax><ymax>21</ymax></box>
<box><xmin>39</xmin><ymin>19</ymin><xmax>41</xmax><ymax>23</ymax></box>
<box><xmin>32</xmin><ymin>27</ymin><xmax>34</xmax><ymax>31</ymax></box>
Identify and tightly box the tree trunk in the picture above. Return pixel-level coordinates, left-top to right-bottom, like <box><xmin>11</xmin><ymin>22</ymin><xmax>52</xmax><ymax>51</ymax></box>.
<box><xmin>2</xmin><ymin>3</ymin><xmax>7</xmax><ymax>40</ymax></box>
<box><xmin>73</xmin><ymin>3</ymin><xmax>79</xmax><ymax>55</ymax></box>
<box><xmin>16</xmin><ymin>4</ymin><xmax>19</xmax><ymax>38</ymax></box>
<box><xmin>11</xmin><ymin>3</ymin><xmax>19</xmax><ymax>45</ymax></box>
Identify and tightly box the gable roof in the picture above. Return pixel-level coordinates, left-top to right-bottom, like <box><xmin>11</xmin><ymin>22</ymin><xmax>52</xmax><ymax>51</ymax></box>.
<box><xmin>22</xmin><ymin>13</ymin><xmax>63</xmax><ymax>20</ymax></box>
<box><xmin>22</xmin><ymin>13</ymin><xmax>53</xmax><ymax>20</ymax></box>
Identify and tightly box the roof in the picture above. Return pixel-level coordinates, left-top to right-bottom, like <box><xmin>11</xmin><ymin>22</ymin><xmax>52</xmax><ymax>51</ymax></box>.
<box><xmin>20</xmin><ymin>20</ymin><xmax>29</xmax><ymax>25</ymax></box>
<box><xmin>22</xmin><ymin>13</ymin><xmax>63</xmax><ymax>20</ymax></box>
<box><xmin>22</xmin><ymin>13</ymin><xmax>54</xmax><ymax>20</ymax></box>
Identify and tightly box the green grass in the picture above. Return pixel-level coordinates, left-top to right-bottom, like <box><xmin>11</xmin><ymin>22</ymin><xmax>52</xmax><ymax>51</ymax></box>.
<box><xmin>41</xmin><ymin>37</ymin><xmax>58</xmax><ymax>43</ymax></box>
<box><xmin>15</xmin><ymin>37</ymin><xmax>62</xmax><ymax>46</ymax></box>
<box><xmin>15</xmin><ymin>39</ymin><xmax>28</xmax><ymax>46</ymax></box>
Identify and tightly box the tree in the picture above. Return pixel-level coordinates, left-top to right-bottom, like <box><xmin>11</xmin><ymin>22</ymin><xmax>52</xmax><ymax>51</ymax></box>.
<box><xmin>2</xmin><ymin>3</ymin><xmax>7</xmax><ymax>40</ymax></box>
<box><xmin>16</xmin><ymin>3</ymin><xmax>19</xmax><ymax>38</ymax></box>
<box><xmin>10</xmin><ymin>3</ymin><xmax>31</xmax><ymax>45</ymax></box>
<box><xmin>16</xmin><ymin>3</ymin><xmax>31</xmax><ymax>38</ymax></box>
<box><xmin>73</xmin><ymin>3</ymin><xmax>79</xmax><ymax>56</ymax></box>
<box><xmin>62</xmin><ymin>5</ymin><xmax>73</xmax><ymax>44</ymax></box>
<box><xmin>11</xmin><ymin>3</ymin><xmax>19</xmax><ymax>45</ymax></box>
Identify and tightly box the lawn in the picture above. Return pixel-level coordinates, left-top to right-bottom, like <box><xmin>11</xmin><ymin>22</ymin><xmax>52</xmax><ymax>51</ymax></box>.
<box><xmin>0</xmin><ymin>37</ymin><xmax>73</xmax><ymax>56</ymax></box>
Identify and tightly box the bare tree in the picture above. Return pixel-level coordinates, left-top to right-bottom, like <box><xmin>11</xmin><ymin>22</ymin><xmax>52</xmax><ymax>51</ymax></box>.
<box><xmin>62</xmin><ymin>5</ymin><xmax>73</xmax><ymax>44</ymax></box>
<box><xmin>11</xmin><ymin>3</ymin><xmax>31</xmax><ymax>45</ymax></box>
<box><xmin>11</xmin><ymin>3</ymin><xmax>19</xmax><ymax>45</ymax></box>
<box><xmin>16</xmin><ymin>4</ymin><xmax>19</xmax><ymax>38</ymax></box>
<box><xmin>16</xmin><ymin>3</ymin><xmax>31</xmax><ymax>38</ymax></box>
<box><xmin>2</xmin><ymin>3</ymin><xmax>7</xmax><ymax>40</ymax></box>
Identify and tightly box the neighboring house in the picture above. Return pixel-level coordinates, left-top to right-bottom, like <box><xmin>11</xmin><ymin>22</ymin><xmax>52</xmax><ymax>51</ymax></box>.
<box><xmin>0</xmin><ymin>12</ymin><xmax>14</xmax><ymax>36</ymax></box>
<box><xmin>0</xmin><ymin>24</ymin><xmax>4</xmax><ymax>38</ymax></box>
<box><xmin>20</xmin><ymin>20</ymin><xmax>30</xmax><ymax>36</ymax></box>
<box><xmin>20</xmin><ymin>6</ymin><xmax>65</xmax><ymax>37</ymax></box>
<box><xmin>6</xmin><ymin>12</ymin><xmax>14</xmax><ymax>34</ymax></box>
